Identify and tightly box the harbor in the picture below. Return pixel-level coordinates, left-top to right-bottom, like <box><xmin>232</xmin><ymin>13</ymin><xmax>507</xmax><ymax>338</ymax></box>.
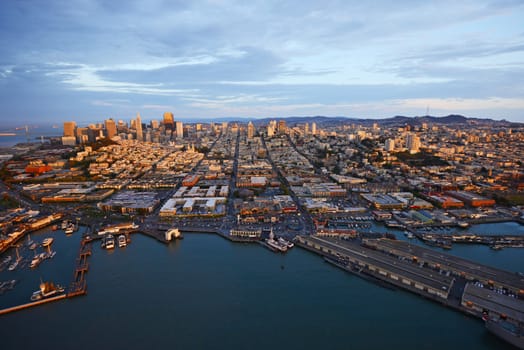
<box><xmin>0</xmin><ymin>231</ymin><xmax>519</xmax><ymax>350</ymax></box>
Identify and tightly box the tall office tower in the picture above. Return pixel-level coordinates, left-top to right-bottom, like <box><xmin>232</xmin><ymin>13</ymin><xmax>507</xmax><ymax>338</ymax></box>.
<box><xmin>304</xmin><ymin>123</ymin><xmax>309</xmax><ymax>135</ymax></box>
<box><xmin>163</xmin><ymin>112</ymin><xmax>174</xmax><ymax>130</ymax></box>
<box><xmin>105</xmin><ymin>118</ymin><xmax>117</xmax><ymax>139</ymax></box>
<box><xmin>247</xmin><ymin>121</ymin><xmax>255</xmax><ymax>139</ymax></box>
<box><xmin>406</xmin><ymin>133</ymin><xmax>421</xmax><ymax>153</ymax></box>
<box><xmin>136</xmin><ymin>113</ymin><xmax>143</xmax><ymax>141</ymax></box>
<box><xmin>175</xmin><ymin>121</ymin><xmax>183</xmax><ymax>138</ymax></box>
<box><xmin>151</xmin><ymin>120</ymin><xmax>159</xmax><ymax>129</ymax></box>
<box><xmin>63</xmin><ymin>121</ymin><xmax>77</xmax><ymax>137</ymax></box>
<box><xmin>384</xmin><ymin>138</ymin><xmax>395</xmax><ymax>152</ymax></box>
<box><xmin>196</xmin><ymin>123</ymin><xmax>202</xmax><ymax>131</ymax></box>
<box><xmin>221</xmin><ymin>121</ymin><xmax>228</xmax><ymax>131</ymax></box>
<box><xmin>311</xmin><ymin>122</ymin><xmax>317</xmax><ymax>135</ymax></box>
<box><xmin>267</xmin><ymin>120</ymin><xmax>275</xmax><ymax>137</ymax></box>
<box><xmin>277</xmin><ymin>120</ymin><xmax>287</xmax><ymax>134</ymax></box>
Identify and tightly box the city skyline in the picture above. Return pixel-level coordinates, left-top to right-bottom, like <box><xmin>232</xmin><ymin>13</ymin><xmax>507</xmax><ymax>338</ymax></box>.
<box><xmin>1</xmin><ymin>1</ymin><xmax>524</xmax><ymax>125</ymax></box>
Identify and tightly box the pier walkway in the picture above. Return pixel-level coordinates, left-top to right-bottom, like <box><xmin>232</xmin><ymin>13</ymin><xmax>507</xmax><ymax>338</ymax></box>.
<box><xmin>67</xmin><ymin>237</ymin><xmax>92</xmax><ymax>297</ymax></box>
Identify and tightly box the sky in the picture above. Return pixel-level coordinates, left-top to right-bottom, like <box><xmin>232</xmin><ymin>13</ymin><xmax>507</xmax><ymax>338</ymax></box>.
<box><xmin>0</xmin><ymin>0</ymin><xmax>523</xmax><ymax>126</ymax></box>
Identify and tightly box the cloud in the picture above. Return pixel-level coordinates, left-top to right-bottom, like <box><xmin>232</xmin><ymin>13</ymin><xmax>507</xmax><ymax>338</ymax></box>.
<box><xmin>0</xmin><ymin>0</ymin><xmax>523</xmax><ymax>123</ymax></box>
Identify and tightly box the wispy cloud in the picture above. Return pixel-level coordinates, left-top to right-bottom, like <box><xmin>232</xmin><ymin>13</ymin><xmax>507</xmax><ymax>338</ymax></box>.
<box><xmin>0</xmin><ymin>0</ymin><xmax>523</xmax><ymax>122</ymax></box>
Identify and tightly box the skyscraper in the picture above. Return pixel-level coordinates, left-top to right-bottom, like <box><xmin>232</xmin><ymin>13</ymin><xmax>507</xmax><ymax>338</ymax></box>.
<box><xmin>163</xmin><ymin>112</ymin><xmax>174</xmax><ymax>130</ymax></box>
<box><xmin>311</xmin><ymin>122</ymin><xmax>317</xmax><ymax>135</ymax></box>
<box><xmin>384</xmin><ymin>138</ymin><xmax>395</xmax><ymax>152</ymax></box>
<box><xmin>63</xmin><ymin>121</ymin><xmax>76</xmax><ymax>137</ymax></box>
<box><xmin>175</xmin><ymin>121</ymin><xmax>183</xmax><ymax>138</ymax></box>
<box><xmin>105</xmin><ymin>118</ymin><xmax>117</xmax><ymax>139</ymax></box>
<box><xmin>247</xmin><ymin>121</ymin><xmax>255</xmax><ymax>139</ymax></box>
<box><xmin>406</xmin><ymin>133</ymin><xmax>420</xmax><ymax>153</ymax></box>
<box><xmin>136</xmin><ymin>113</ymin><xmax>143</xmax><ymax>141</ymax></box>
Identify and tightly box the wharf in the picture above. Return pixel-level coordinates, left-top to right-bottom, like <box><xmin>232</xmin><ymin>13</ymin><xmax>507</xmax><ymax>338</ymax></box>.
<box><xmin>0</xmin><ymin>294</ymin><xmax>66</xmax><ymax>316</ymax></box>
<box><xmin>67</xmin><ymin>237</ymin><xmax>92</xmax><ymax>298</ymax></box>
<box><xmin>295</xmin><ymin>235</ymin><xmax>524</xmax><ymax>322</ymax></box>
<box><xmin>364</xmin><ymin>238</ymin><xmax>524</xmax><ymax>294</ymax></box>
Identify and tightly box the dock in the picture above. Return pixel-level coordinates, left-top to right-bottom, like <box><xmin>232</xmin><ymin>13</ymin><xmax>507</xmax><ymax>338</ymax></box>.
<box><xmin>295</xmin><ymin>235</ymin><xmax>524</xmax><ymax>323</ymax></box>
<box><xmin>0</xmin><ymin>294</ymin><xmax>66</xmax><ymax>316</ymax></box>
<box><xmin>67</xmin><ymin>237</ymin><xmax>92</xmax><ymax>297</ymax></box>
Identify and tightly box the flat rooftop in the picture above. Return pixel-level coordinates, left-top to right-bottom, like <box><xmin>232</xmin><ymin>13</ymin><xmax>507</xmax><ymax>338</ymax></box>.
<box><xmin>367</xmin><ymin>238</ymin><xmax>524</xmax><ymax>291</ymax></box>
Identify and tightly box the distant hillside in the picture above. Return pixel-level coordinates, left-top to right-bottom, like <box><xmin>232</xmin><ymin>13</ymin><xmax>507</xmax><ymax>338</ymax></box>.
<box><xmin>251</xmin><ymin>114</ymin><xmax>522</xmax><ymax>127</ymax></box>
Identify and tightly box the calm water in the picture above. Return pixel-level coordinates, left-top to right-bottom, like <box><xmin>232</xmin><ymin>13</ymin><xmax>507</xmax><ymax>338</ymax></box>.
<box><xmin>0</xmin><ymin>126</ymin><xmax>61</xmax><ymax>148</ymax></box>
<box><xmin>0</xmin><ymin>224</ymin><xmax>523</xmax><ymax>350</ymax></box>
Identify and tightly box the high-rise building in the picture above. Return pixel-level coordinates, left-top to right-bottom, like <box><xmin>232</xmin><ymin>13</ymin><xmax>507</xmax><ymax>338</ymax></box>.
<box><xmin>406</xmin><ymin>133</ymin><xmax>420</xmax><ymax>153</ymax></box>
<box><xmin>136</xmin><ymin>113</ymin><xmax>143</xmax><ymax>141</ymax></box>
<box><xmin>311</xmin><ymin>122</ymin><xmax>317</xmax><ymax>135</ymax></box>
<box><xmin>277</xmin><ymin>120</ymin><xmax>287</xmax><ymax>134</ymax></box>
<box><xmin>175</xmin><ymin>121</ymin><xmax>183</xmax><ymax>138</ymax></box>
<box><xmin>63</xmin><ymin>121</ymin><xmax>76</xmax><ymax>137</ymax></box>
<box><xmin>163</xmin><ymin>112</ymin><xmax>174</xmax><ymax>130</ymax></box>
<box><xmin>151</xmin><ymin>120</ymin><xmax>159</xmax><ymax>129</ymax></box>
<box><xmin>304</xmin><ymin>123</ymin><xmax>309</xmax><ymax>135</ymax></box>
<box><xmin>267</xmin><ymin>120</ymin><xmax>276</xmax><ymax>137</ymax></box>
<box><xmin>105</xmin><ymin>118</ymin><xmax>117</xmax><ymax>139</ymax></box>
<box><xmin>247</xmin><ymin>121</ymin><xmax>255</xmax><ymax>139</ymax></box>
<box><xmin>384</xmin><ymin>139</ymin><xmax>395</xmax><ymax>152</ymax></box>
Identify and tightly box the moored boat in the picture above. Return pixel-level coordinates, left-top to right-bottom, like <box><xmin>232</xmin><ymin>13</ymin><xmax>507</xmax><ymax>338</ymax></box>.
<box><xmin>42</xmin><ymin>237</ymin><xmax>54</xmax><ymax>247</ymax></box>
<box><xmin>101</xmin><ymin>235</ymin><xmax>115</xmax><ymax>250</ymax></box>
<box><xmin>118</xmin><ymin>234</ymin><xmax>127</xmax><ymax>248</ymax></box>
<box><xmin>30</xmin><ymin>281</ymin><xmax>65</xmax><ymax>301</ymax></box>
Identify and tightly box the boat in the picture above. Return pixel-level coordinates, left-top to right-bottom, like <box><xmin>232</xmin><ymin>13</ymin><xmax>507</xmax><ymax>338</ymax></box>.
<box><xmin>29</xmin><ymin>242</ymin><xmax>38</xmax><ymax>250</ymax></box>
<box><xmin>42</xmin><ymin>237</ymin><xmax>54</xmax><ymax>247</ymax></box>
<box><xmin>265</xmin><ymin>227</ymin><xmax>287</xmax><ymax>252</ymax></box>
<box><xmin>278</xmin><ymin>237</ymin><xmax>294</xmax><ymax>248</ymax></box>
<box><xmin>102</xmin><ymin>235</ymin><xmax>115</xmax><ymax>250</ymax></box>
<box><xmin>64</xmin><ymin>222</ymin><xmax>75</xmax><ymax>235</ymax></box>
<box><xmin>30</xmin><ymin>253</ymin><xmax>45</xmax><ymax>268</ymax></box>
<box><xmin>457</xmin><ymin>221</ymin><xmax>470</xmax><ymax>228</ymax></box>
<box><xmin>30</xmin><ymin>281</ymin><xmax>65</xmax><ymax>301</ymax></box>
<box><xmin>51</xmin><ymin>224</ymin><xmax>58</xmax><ymax>231</ymax></box>
<box><xmin>61</xmin><ymin>220</ymin><xmax>69</xmax><ymax>230</ymax></box>
<box><xmin>7</xmin><ymin>248</ymin><xmax>21</xmax><ymax>271</ymax></box>
<box><xmin>118</xmin><ymin>235</ymin><xmax>127</xmax><ymax>248</ymax></box>
<box><xmin>485</xmin><ymin>317</ymin><xmax>524</xmax><ymax>349</ymax></box>
<box><xmin>266</xmin><ymin>238</ymin><xmax>288</xmax><ymax>252</ymax></box>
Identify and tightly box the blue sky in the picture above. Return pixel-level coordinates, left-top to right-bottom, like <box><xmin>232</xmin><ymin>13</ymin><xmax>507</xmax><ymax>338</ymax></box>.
<box><xmin>0</xmin><ymin>0</ymin><xmax>523</xmax><ymax>125</ymax></box>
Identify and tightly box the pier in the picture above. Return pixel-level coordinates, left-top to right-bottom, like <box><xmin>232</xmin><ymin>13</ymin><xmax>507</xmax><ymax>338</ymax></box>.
<box><xmin>67</xmin><ymin>237</ymin><xmax>92</xmax><ymax>298</ymax></box>
<box><xmin>0</xmin><ymin>294</ymin><xmax>66</xmax><ymax>316</ymax></box>
<box><xmin>295</xmin><ymin>235</ymin><xmax>524</xmax><ymax>323</ymax></box>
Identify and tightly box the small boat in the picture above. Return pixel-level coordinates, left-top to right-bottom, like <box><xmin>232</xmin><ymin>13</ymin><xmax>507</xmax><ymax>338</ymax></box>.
<box><xmin>8</xmin><ymin>248</ymin><xmax>21</xmax><ymax>271</ymax></box>
<box><xmin>278</xmin><ymin>237</ymin><xmax>294</xmax><ymax>249</ymax></box>
<box><xmin>61</xmin><ymin>220</ymin><xmax>69</xmax><ymax>230</ymax></box>
<box><xmin>30</xmin><ymin>253</ymin><xmax>45</xmax><ymax>268</ymax></box>
<box><xmin>118</xmin><ymin>235</ymin><xmax>127</xmax><ymax>248</ymax></box>
<box><xmin>30</xmin><ymin>281</ymin><xmax>65</xmax><ymax>301</ymax></box>
<box><xmin>42</xmin><ymin>237</ymin><xmax>54</xmax><ymax>247</ymax></box>
<box><xmin>29</xmin><ymin>242</ymin><xmax>38</xmax><ymax>250</ymax></box>
<box><xmin>65</xmin><ymin>223</ymin><xmax>75</xmax><ymax>235</ymax></box>
<box><xmin>102</xmin><ymin>235</ymin><xmax>115</xmax><ymax>250</ymax></box>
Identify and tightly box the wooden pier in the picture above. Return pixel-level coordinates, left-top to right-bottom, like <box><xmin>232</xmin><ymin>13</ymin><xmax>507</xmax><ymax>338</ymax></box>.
<box><xmin>0</xmin><ymin>294</ymin><xmax>67</xmax><ymax>316</ymax></box>
<box><xmin>67</xmin><ymin>237</ymin><xmax>92</xmax><ymax>298</ymax></box>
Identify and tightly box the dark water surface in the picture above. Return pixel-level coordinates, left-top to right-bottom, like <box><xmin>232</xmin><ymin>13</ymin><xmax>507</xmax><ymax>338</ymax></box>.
<box><xmin>0</xmin><ymin>225</ymin><xmax>522</xmax><ymax>350</ymax></box>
